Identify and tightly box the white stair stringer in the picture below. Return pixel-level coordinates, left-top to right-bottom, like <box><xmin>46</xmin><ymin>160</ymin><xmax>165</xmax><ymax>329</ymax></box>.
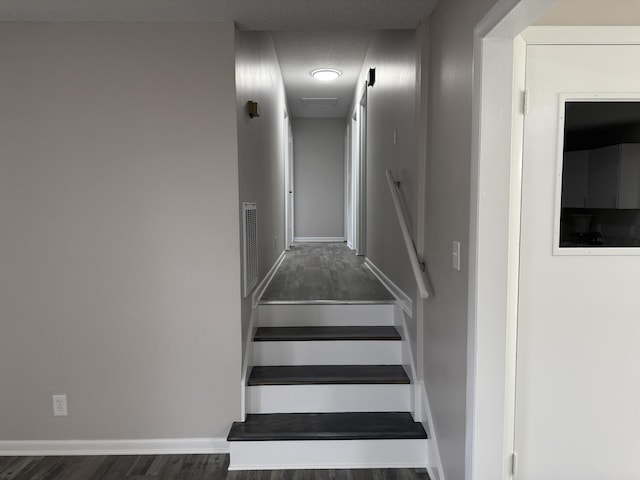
<box><xmin>228</xmin><ymin>438</ymin><xmax>432</xmax><ymax>470</ymax></box>
<box><xmin>247</xmin><ymin>384</ymin><xmax>412</xmax><ymax>414</ymax></box>
<box><xmin>252</xmin><ymin>340</ymin><xmax>401</xmax><ymax>366</ymax></box>
<box><xmin>258</xmin><ymin>303</ymin><xmax>395</xmax><ymax>327</ymax></box>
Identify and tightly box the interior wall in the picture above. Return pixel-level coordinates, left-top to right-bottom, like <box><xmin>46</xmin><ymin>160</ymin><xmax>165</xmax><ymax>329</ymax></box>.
<box><xmin>0</xmin><ymin>23</ymin><xmax>241</xmax><ymax>441</ymax></box>
<box><xmin>235</xmin><ymin>30</ymin><xmax>287</xmax><ymax>347</ymax></box>
<box><xmin>352</xmin><ymin>30</ymin><xmax>419</xmax><ymax>298</ymax></box>
<box><xmin>421</xmin><ymin>0</ymin><xmax>501</xmax><ymax>478</ymax></box>
<box><xmin>292</xmin><ymin>118</ymin><xmax>345</xmax><ymax>240</ymax></box>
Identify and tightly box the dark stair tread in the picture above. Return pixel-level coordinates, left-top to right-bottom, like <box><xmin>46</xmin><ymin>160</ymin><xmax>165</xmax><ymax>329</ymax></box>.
<box><xmin>248</xmin><ymin>365</ymin><xmax>410</xmax><ymax>386</ymax></box>
<box><xmin>227</xmin><ymin>412</ymin><xmax>427</xmax><ymax>442</ymax></box>
<box><xmin>254</xmin><ymin>326</ymin><xmax>401</xmax><ymax>342</ymax></box>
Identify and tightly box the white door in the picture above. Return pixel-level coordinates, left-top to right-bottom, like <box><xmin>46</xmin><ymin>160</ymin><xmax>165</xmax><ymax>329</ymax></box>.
<box><xmin>515</xmin><ymin>44</ymin><xmax>640</xmax><ymax>479</ymax></box>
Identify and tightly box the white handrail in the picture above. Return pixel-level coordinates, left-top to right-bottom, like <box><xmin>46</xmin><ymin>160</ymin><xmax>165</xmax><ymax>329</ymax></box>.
<box><xmin>385</xmin><ymin>169</ymin><xmax>430</xmax><ymax>299</ymax></box>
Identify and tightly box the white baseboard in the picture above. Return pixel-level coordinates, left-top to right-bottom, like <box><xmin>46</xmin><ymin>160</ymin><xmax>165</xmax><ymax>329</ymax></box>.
<box><xmin>251</xmin><ymin>251</ymin><xmax>286</xmax><ymax>308</ymax></box>
<box><xmin>364</xmin><ymin>258</ymin><xmax>412</xmax><ymax>316</ymax></box>
<box><xmin>417</xmin><ymin>381</ymin><xmax>444</xmax><ymax>480</ymax></box>
<box><xmin>293</xmin><ymin>237</ymin><xmax>345</xmax><ymax>243</ymax></box>
<box><xmin>240</xmin><ymin>307</ymin><xmax>258</xmax><ymax>421</ymax></box>
<box><xmin>0</xmin><ymin>437</ymin><xmax>229</xmax><ymax>456</ymax></box>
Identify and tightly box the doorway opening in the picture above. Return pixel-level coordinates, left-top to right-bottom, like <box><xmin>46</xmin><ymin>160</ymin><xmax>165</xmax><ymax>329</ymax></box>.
<box><xmin>284</xmin><ymin>109</ymin><xmax>294</xmax><ymax>251</ymax></box>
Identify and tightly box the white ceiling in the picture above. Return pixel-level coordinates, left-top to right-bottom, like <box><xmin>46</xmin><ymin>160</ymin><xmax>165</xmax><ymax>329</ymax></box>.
<box><xmin>272</xmin><ymin>31</ymin><xmax>374</xmax><ymax>118</ymax></box>
<box><xmin>537</xmin><ymin>0</ymin><xmax>640</xmax><ymax>25</ymax></box>
<box><xmin>0</xmin><ymin>0</ymin><xmax>439</xmax><ymax>119</ymax></box>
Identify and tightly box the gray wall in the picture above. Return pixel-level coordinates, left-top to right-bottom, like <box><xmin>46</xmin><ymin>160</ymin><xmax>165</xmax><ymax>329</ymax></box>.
<box><xmin>347</xmin><ymin>30</ymin><xmax>421</xmax><ymax>379</ymax></box>
<box><xmin>0</xmin><ymin>23</ymin><xmax>242</xmax><ymax>440</ymax></box>
<box><xmin>422</xmin><ymin>1</ymin><xmax>498</xmax><ymax>479</ymax></box>
<box><xmin>236</xmin><ymin>31</ymin><xmax>287</xmax><ymax>347</ymax></box>
<box><xmin>293</xmin><ymin>118</ymin><xmax>345</xmax><ymax>239</ymax></box>
<box><xmin>356</xmin><ymin>30</ymin><xmax>419</xmax><ymax>300</ymax></box>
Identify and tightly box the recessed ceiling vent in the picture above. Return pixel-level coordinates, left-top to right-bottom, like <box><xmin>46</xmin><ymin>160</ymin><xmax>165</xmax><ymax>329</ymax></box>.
<box><xmin>300</xmin><ymin>98</ymin><xmax>339</xmax><ymax>108</ymax></box>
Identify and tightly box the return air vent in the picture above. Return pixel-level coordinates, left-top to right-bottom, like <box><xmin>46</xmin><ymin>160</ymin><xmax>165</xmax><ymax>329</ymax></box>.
<box><xmin>243</xmin><ymin>202</ymin><xmax>258</xmax><ymax>297</ymax></box>
<box><xmin>300</xmin><ymin>97</ymin><xmax>339</xmax><ymax>108</ymax></box>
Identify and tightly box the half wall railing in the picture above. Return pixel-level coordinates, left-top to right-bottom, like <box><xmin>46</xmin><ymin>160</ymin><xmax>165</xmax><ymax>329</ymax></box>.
<box><xmin>385</xmin><ymin>169</ymin><xmax>430</xmax><ymax>299</ymax></box>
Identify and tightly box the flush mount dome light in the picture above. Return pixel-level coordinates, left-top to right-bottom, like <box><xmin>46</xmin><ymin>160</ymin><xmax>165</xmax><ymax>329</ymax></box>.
<box><xmin>311</xmin><ymin>68</ymin><xmax>342</xmax><ymax>81</ymax></box>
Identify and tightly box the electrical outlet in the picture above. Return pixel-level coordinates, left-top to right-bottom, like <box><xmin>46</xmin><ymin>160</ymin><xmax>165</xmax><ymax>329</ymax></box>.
<box><xmin>52</xmin><ymin>394</ymin><xmax>68</xmax><ymax>416</ymax></box>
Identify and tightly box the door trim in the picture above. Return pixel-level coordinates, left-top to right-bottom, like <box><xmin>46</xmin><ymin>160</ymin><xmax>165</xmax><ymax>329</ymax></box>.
<box><xmin>468</xmin><ymin>2</ymin><xmax>557</xmax><ymax>479</ymax></box>
<box><xmin>471</xmin><ymin>19</ymin><xmax>640</xmax><ymax>480</ymax></box>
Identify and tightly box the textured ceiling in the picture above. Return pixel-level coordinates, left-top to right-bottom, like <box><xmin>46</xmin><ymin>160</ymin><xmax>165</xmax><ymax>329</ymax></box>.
<box><xmin>0</xmin><ymin>0</ymin><xmax>438</xmax><ymax>30</ymax></box>
<box><xmin>536</xmin><ymin>0</ymin><xmax>640</xmax><ymax>25</ymax></box>
<box><xmin>0</xmin><ymin>0</ymin><xmax>440</xmax><ymax>119</ymax></box>
<box><xmin>273</xmin><ymin>31</ymin><xmax>374</xmax><ymax>118</ymax></box>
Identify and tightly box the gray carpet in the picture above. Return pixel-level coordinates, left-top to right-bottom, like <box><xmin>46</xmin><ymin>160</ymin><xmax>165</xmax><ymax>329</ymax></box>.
<box><xmin>260</xmin><ymin>243</ymin><xmax>395</xmax><ymax>302</ymax></box>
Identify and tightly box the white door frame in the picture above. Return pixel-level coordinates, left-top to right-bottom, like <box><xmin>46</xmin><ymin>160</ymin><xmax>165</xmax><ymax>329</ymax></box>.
<box><xmin>350</xmin><ymin>112</ymin><xmax>359</xmax><ymax>251</ymax></box>
<box><xmin>344</xmin><ymin>124</ymin><xmax>354</xmax><ymax>249</ymax></box>
<box><xmin>468</xmin><ymin>3</ymin><xmax>640</xmax><ymax>479</ymax></box>
<box><xmin>468</xmin><ymin>1</ymin><xmax>557</xmax><ymax>479</ymax></box>
<box><xmin>356</xmin><ymin>85</ymin><xmax>368</xmax><ymax>256</ymax></box>
<box><xmin>284</xmin><ymin>109</ymin><xmax>294</xmax><ymax>250</ymax></box>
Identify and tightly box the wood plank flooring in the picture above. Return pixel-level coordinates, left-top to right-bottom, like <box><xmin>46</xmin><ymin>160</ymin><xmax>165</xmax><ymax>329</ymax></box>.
<box><xmin>0</xmin><ymin>455</ymin><xmax>430</xmax><ymax>479</ymax></box>
<box><xmin>260</xmin><ymin>244</ymin><xmax>394</xmax><ymax>302</ymax></box>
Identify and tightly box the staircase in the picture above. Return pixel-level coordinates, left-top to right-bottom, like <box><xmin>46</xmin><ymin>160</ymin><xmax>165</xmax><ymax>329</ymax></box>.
<box><xmin>227</xmin><ymin>302</ymin><xmax>432</xmax><ymax>470</ymax></box>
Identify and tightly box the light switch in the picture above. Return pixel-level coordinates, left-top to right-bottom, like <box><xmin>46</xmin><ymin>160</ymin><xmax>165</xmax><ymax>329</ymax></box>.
<box><xmin>452</xmin><ymin>241</ymin><xmax>461</xmax><ymax>271</ymax></box>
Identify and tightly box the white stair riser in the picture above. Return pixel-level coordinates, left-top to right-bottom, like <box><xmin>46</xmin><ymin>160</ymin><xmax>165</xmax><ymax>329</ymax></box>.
<box><xmin>228</xmin><ymin>439</ymin><xmax>431</xmax><ymax>470</ymax></box>
<box><xmin>252</xmin><ymin>341</ymin><xmax>402</xmax><ymax>366</ymax></box>
<box><xmin>258</xmin><ymin>304</ymin><xmax>395</xmax><ymax>327</ymax></box>
<box><xmin>247</xmin><ymin>384</ymin><xmax>411</xmax><ymax>413</ymax></box>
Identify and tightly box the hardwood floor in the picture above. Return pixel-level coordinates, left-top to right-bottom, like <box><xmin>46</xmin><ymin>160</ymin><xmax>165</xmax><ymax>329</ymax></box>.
<box><xmin>0</xmin><ymin>455</ymin><xmax>430</xmax><ymax>479</ymax></box>
<box><xmin>261</xmin><ymin>243</ymin><xmax>394</xmax><ymax>302</ymax></box>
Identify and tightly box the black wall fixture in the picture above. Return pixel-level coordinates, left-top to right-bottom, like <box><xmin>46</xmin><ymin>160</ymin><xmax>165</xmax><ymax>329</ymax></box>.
<box><xmin>247</xmin><ymin>101</ymin><xmax>260</xmax><ymax>118</ymax></box>
<box><xmin>367</xmin><ymin>68</ymin><xmax>376</xmax><ymax>88</ymax></box>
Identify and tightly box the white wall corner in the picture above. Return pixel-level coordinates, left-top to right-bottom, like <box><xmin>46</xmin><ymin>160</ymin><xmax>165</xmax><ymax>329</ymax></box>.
<box><xmin>251</xmin><ymin>250</ymin><xmax>286</xmax><ymax>308</ymax></box>
<box><xmin>364</xmin><ymin>257</ymin><xmax>412</xmax><ymax>316</ymax></box>
<box><xmin>0</xmin><ymin>438</ymin><xmax>229</xmax><ymax>456</ymax></box>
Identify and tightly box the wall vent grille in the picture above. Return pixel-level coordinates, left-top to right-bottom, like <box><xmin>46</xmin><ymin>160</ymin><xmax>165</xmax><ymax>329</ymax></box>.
<box><xmin>243</xmin><ymin>202</ymin><xmax>258</xmax><ymax>297</ymax></box>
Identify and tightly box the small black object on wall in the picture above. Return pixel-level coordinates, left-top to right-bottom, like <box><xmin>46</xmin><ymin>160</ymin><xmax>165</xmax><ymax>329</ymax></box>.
<box><xmin>367</xmin><ymin>68</ymin><xmax>376</xmax><ymax>88</ymax></box>
<box><xmin>247</xmin><ymin>101</ymin><xmax>260</xmax><ymax>118</ymax></box>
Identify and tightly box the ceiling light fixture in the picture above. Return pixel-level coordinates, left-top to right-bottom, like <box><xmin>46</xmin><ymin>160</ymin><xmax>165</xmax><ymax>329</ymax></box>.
<box><xmin>311</xmin><ymin>68</ymin><xmax>342</xmax><ymax>81</ymax></box>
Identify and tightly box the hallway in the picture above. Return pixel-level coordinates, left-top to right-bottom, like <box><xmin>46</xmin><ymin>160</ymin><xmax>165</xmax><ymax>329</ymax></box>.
<box><xmin>260</xmin><ymin>243</ymin><xmax>395</xmax><ymax>303</ymax></box>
